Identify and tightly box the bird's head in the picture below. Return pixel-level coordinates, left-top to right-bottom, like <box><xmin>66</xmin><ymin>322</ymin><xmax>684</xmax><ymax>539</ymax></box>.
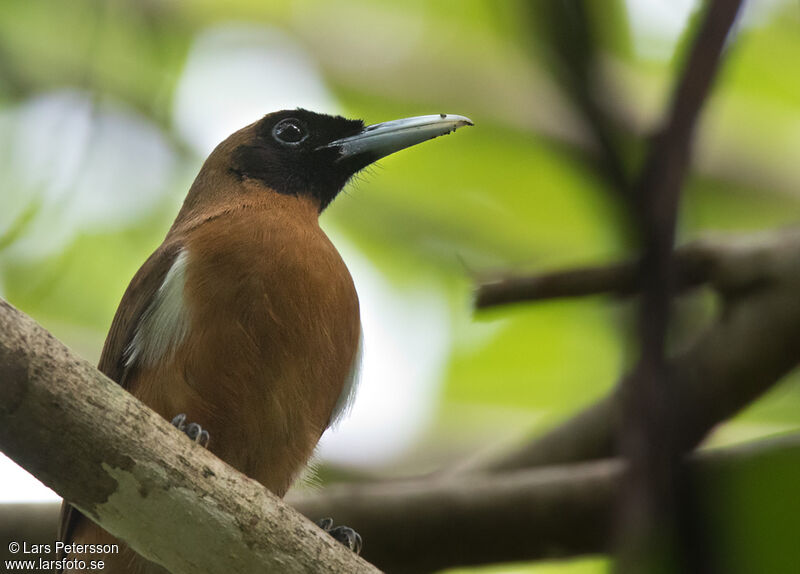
<box><xmin>188</xmin><ymin>109</ymin><xmax>472</xmax><ymax>215</ymax></box>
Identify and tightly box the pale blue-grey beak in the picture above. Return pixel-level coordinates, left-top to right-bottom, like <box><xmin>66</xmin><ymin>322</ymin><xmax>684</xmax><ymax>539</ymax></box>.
<box><xmin>323</xmin><ymin>114</ymin><xmax>473</xmax><ymax>161</ymax></box>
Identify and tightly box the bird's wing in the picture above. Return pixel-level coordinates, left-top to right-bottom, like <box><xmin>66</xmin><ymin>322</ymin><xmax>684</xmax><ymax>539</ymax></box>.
<box><xmin>97</xmin><ymin>241</ymin><xmax>184</xmax><ymax>387</ymax></box>
<box><xmin>57</xmin><ymin>241</ymin><xmax>182</xmax><ymax>567</ymax></box>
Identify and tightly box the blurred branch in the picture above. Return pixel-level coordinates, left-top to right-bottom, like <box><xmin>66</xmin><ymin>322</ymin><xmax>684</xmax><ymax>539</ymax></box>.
<box><xmin>0</xmin><ymin>298</ymin><xmax>380</xmax><ymax>574</ymax></box>
<box><xmin>459</xmin><ymin>228</ymin><xmax>800</xmax><ymax>477</ymax></box>
<box><xmin>288</xmin><ymin>434</ymin><xmax>800</xmax><ymax>573</ymax></box>
<box><xmin>618</xmin><ymin>0</ymin><xmax>742</xmax><ymax>569</ymax></box>
<box><xmin>475</xmin><ymin>238</ymin><xmax>709</xmax><ymax>308</ymax></box>
<box><xmin>475</xmin><ymin>228</ymin><xmax>800</xmax><ymax>308</ymax></box>
<box><xmin>525</xmin><ymin>0</ymin><xmax>632</xmax><ymax>198</ymax></box>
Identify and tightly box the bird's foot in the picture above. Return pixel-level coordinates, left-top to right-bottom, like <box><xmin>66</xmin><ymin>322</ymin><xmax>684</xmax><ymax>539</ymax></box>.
<box><xmin>317</xmin><ymin>517</ymin><xmax>362</xmax><ymax>555</ymax></box>
<box><xmin>171</xmin><ymin>413</ymin><xmax>210</xmax><ymax>447</ymax></box>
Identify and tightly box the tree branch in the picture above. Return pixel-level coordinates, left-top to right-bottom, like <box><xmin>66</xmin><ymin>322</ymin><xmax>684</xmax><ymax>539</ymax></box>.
<box><xmin>474</xmin><ymin>242</ymin><xmax>707</xmax><ymax>308</ymax></box>
<box><xmin>623</xmin><ymin>0</ymin><xmax>745</xmax><ymax>556</ymax></box>
<box><xmin>287</xmin><ymin>434</ymin><xmax>800</xmax><ymax>573</ymax></box>
<box><xmin>462</xmin><ymin>228</ymin><xmax>800</xmax><ymax>475</ymax></box>
<box><xmin>7</xmin><ymin>434</ymin><xmax>800</xmax><ymax>572</ymax></box>
<box><xmin>475</xmin><ymin>227</ymin><xmax>800</xmax><ymax>309</ymax></box>
<box><xmin>0</xmin><ymin>298</ymin><xmax>380</xmax><ymax>574</ymax></box>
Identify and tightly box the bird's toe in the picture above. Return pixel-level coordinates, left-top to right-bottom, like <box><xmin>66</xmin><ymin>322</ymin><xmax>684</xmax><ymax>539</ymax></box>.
<box><xmin>170</xmin><ymin>413</ymin><xmax>187</xmax><ymax>429</ymax></box>
<box><xmin>171</xmin><ymin>413</ymin><xmax>210</xmax><ymax>447</ymax></box>
<box><xmin>329</xmin><ymin>526</ymin><xmax>362</xmax><ymax>555</ymax></box>
<box><xmin>317</xmin><ymin>518</ymin><xmax>362</xmax><ymax>555</ymax></box>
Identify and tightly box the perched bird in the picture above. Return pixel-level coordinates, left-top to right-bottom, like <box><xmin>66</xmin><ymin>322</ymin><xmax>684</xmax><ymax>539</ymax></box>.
<box><xmin>58</xmin><ymin>109</ymin><xmax>472</xmax><ymax>573</ymax></box>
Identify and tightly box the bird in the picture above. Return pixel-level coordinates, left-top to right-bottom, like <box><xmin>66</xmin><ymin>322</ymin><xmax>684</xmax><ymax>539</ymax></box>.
<box><xmin>57</xmin><ymin>109</ymin><xmax>472</xmax><ymax>573</ymax></box>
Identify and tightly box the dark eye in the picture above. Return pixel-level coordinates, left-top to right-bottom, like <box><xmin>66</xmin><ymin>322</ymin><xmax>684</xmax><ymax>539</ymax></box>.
<box><xmin>272</xmin><ymin>118</ymin><xmax>308</xmax><ymax>146</ymax></box>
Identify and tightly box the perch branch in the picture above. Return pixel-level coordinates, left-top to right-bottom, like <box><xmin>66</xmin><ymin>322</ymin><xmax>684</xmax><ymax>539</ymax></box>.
<box><xmin>0</xmin><ymin>298</ymin><xmax>380</xmax><ymax>574</ymax></box>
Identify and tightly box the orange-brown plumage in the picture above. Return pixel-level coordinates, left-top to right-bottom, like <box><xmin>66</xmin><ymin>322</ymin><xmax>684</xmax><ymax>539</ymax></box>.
<box><xmin>59</xmin><ymin>109</ymin><xmax>471</xmax><ymax>573</ymax></box>
<box><xmin>134</xmin><ymin>190</ymin><xmax>360</xmax><ymax>495</ymax></box>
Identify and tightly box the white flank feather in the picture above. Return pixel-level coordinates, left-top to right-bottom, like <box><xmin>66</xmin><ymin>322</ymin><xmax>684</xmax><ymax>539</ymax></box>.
<box><xmin>125</xmin><ymin>249</ymin><xmax>191</xmax><ymax>368</ymax></box>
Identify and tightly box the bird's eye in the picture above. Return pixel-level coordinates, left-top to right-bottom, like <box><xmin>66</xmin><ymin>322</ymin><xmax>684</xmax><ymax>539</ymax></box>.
<box><xmin>272</xmin><ymin>118</ymin><xmax>308</xmax><ymax>146</ymax></box>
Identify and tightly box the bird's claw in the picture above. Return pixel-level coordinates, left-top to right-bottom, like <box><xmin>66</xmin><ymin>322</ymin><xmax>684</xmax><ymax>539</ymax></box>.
<box><xmin>171</xmin><ymin>413</ymin><xmax>210</xmax><ymax>447</ymax></box>
<box><xmin>330</xmin><ymin>525</ymin><xmax>362</xmax><ymax>555</ymax></box>
<box><xmin>317</xmin><ymin>517</ymin><xmax>362</xmax><ymax>555</ymax></box>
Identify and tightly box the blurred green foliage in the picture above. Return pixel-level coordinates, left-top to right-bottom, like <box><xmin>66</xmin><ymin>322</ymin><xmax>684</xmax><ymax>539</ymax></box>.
<box><xmin>1</xmin><ymin>1</ymin><xmax>800</xmax><ymax>572</ymax></box>
<box><xmin>700</xmin><ymin>438</ymin><xmax>800</xmax><ymax>573</ymax></box>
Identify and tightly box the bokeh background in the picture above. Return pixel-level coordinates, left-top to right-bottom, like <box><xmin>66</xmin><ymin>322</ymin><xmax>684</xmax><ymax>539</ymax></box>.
<box><xmin>1</xmin><ymin>1</ymin><xmax>799</xmax><ymax>572</ymax></box>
